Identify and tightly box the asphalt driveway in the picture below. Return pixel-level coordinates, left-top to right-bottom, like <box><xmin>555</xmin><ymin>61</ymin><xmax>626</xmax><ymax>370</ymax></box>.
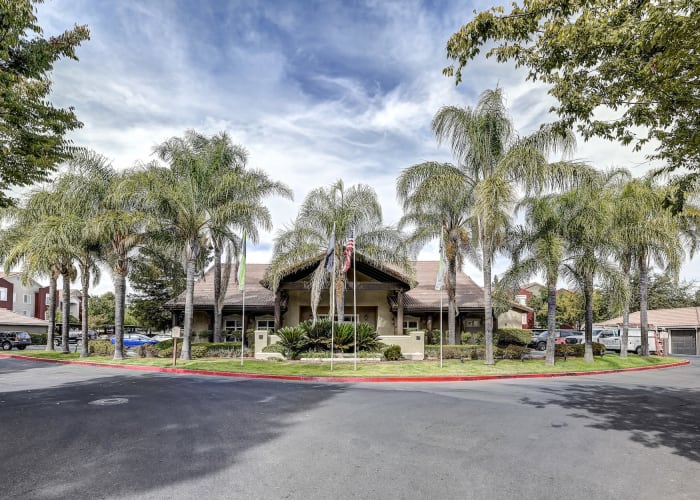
<box><xmin>1</xmin><ymin>356</ymin><xmax>698</xmax><ymax>499</ymax></box>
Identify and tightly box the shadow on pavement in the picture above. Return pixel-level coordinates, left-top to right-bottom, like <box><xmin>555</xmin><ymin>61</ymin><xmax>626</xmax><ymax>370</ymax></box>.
<box><xmin>0</xmin><ymin>371</ymin><xmax>345</xmax><ymax>498</ymax></box>
<box><xmin>521</xmin><ymin>383</ymin><xmax>700</xmax><ymax>463</ymax></box>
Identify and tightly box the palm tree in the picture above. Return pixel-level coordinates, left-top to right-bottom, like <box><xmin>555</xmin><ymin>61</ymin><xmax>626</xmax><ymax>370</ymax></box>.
<box><xmin>557</xmin><ymin>169</ymin><xmax>629</xmax><ymax>362</ymax></box>
<box><xmin>405</xmin><ymin>88</ymin><xmax>579</xmax><ymax>364</ymax></box>
<box><xmin>501</xmin><ymin>195</ymin><xmax>567</xmax><ymax>366</ymax></box>
<box><xmin>268</xmin><ymin>180</ymin><xmax>412</xmax><ymax>323</ymax></box>
<box><xmin>613</xmin><ymin>175</ymin><xmax>690</xmax><ymax>357</ymax></box>
<box><xmin>89</xmin><ymin>168</ymin><xmax>145</xmax><ymax>361</ymax></box>
<box><xmin>0</xmin><ymin>188</ymin><xmax>77</xmax><ymax>352</ymax></box>
<box><xmin>53</xmin><ymin>150</ymin><xmax>113</xmax><ymax>356</ymax></box>
<box><xmin>396</xmin><ymin>163</ymin><xmax>478</xmax><ymax>344</ymax></box>
<box><xmin>197</xmin><ymin>133</ymin><xmax>292</xmax><ymax>343</ymax></box>
<box><xmin>136</xmin><ymin>130</ymin><xmax>291</xmax><ymax>359</ymax></box>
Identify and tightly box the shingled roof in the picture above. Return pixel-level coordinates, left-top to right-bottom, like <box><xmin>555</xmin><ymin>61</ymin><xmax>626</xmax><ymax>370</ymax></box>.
<box><xmin>389</xmin><ymin>261</ymin><xmax>486</xmax><ymax>312</ymax></box>
<box><xmin>167</xmin><ymin>264</ymin><xmax>275</xmax><ymax>308</ymax></box>
<box><xmin>601</xmin><ymin>307</ymin><xmax>700</xmax><ymax>328</ymax></box>
<box><xmin>0</xmin><ymin>308</ymin><xmax>48</xmax><ymax>326</ymax></box>
<box><xmin>169</xmin><ymin>261</ymin><xmax>529</xmax><ymax>314</ymax></box>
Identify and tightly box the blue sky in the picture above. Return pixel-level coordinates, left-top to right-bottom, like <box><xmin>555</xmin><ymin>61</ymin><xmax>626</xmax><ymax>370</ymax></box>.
<box><xmin>36</xmin><ymin>0</ymin><xmax>690</xmax><ymax>290</ymax></box>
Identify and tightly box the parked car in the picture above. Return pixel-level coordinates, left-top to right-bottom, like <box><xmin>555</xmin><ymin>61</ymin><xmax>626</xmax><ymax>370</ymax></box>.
<box><xmin>565</xmin><ymin>328</ymin><xmax>616</xmax><ymax>345</ymax></box>
<box><xmin>0</xmin><ymin>331</ymin><xmax>32</xmax><ymax>350</ymax></box>
<box><xmin>530</xmin><ymin>329</ymin><xmax>581</xmax><ymax>351</ymax></box>
<box><xmin>54</xmin><ymin>329</ymin><xmax>98</xmax><ymax>346</ymax></box>
<box><xmin>110</xmin><ymin>334</ymin><xmax>159</xmax><ymax>348</ymax></box>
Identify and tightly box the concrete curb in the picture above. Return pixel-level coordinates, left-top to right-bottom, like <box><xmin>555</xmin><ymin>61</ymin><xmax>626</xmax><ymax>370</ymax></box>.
<box><xmin>0</xmin><ymin>353</ymin><xmax>690</xmax><ymax>383</ymax></box>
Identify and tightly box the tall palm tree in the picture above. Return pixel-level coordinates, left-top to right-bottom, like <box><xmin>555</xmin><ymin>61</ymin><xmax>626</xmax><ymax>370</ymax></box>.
<box><xmin>405</xmin><ymin>88</ymin><xmax>579</xmax><ymax>364</ymax></box>
<box><xmin>396</xmin><ymin>163</ymin><xmax>479</xmax><ymax>344</ymax></box>
<box><xmin>89</xmin><ymin>168</ymin><xmax>145</xmax><ymax>361</ymax></box>
<box><xmin>135</xmin><ymin>130</ymin><xmax>291</xmax><ymax>359</ymax></box>
<box><xmin>613</xmin><ymin>175</ymin><xmax>691</xmax><ymax>357</ymax></box>
<box><xmin>557</xmin><ymin>169</ymin><xmax>629</xmax><ymax>362</ymax></box>
<box><xmin>501</xmin><ymin>195</ymin><xmax>567</xmax><ymax>366</ymax></box>
<box><xmin>53</xmin><ymin>150</ymin><xmax>113</xmax><ymax>356</ymax></box>
<box><xmin>268</xmin><ymin>180</ymin><xmax>412</xmax><ymax>323</ymax></box>
<box><xmin>0</xmin><ymin>187</ymin><xmax>77</xmax><ymax>352</ymax></box>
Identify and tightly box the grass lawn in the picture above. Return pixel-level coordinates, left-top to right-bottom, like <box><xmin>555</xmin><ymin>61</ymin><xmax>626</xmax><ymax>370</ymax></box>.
<box><xmin>7</xmin><ymin>350</ymin><xmax>683</xmax><ymax>378</ymax></box>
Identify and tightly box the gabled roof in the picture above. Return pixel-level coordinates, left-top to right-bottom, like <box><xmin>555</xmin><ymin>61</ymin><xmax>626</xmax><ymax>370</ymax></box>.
<box><xmin>0</xmin><ymin>308</ymin><xmax>48</xmax><ymax>326</ymax></box>
<box><xmin>167</xmin><ymin>264</ymin><xmax>275</xmax><ymax>309</ymax></box>
<box><xmin>263</xmin><ymin>252</ymin><xmax>414</xmax><ymax>290</ymax></box>
<box><xmin>169</xmin><ymin>260</ymin><xmax>529</xmax><ymax>315</ymax></box>
<box><xmin>601</xmin><ymin>307</ymin><xmax>700</xmax><ymax>328</ymax></box>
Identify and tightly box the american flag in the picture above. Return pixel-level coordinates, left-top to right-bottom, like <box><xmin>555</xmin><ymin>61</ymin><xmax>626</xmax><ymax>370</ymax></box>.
<box><xmin>342</xmin><ymin>231</ymin><xmax>355</xmax><ymax>273</ymax></box>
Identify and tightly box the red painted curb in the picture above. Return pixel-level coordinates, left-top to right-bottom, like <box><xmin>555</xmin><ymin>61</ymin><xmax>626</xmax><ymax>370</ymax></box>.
<box><xmin>0</xmin><ymin>353</ymin><xmax>690</xmax><ymax>383</ymax></box>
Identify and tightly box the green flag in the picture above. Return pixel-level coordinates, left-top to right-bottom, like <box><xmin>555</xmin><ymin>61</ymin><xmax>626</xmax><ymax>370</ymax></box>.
<box><xmin>238</xmin><ymin>229</ymin><xmax>246</xmax><ymax>291</ymax></box>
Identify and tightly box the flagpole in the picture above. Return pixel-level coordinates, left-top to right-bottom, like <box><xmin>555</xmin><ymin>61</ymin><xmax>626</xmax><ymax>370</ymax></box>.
<box><xmin>240</xmin><ymin>286</ymin><xmax>245</xmax><ymax>366</ymax></box>
<box><xmin>440</xmin><ymin>291</ymin><xmax>443</xmax><ymax>369</ymax></box>
<box><xmin>239</xmin><ymin>229</ymin><xmax>247</xmax><ymax>367</ymax></box>
<box><xmin>353</xmin><ymin>230</ymin><xmax>357</xmax><ymax>371</ymax></box>
<box><xmin>330</xmin><ymin>222</ymin><xmax>336</xmax><ymax>372</ymax></box>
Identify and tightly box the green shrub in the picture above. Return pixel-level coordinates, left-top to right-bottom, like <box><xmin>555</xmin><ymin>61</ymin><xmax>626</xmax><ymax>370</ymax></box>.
<box><xmin>136</xmin><ymin>344</ymin><xmax>160</xmax><ymax>358</ymax></box>
<box><xmin>461</xmin><ymin>331</ymin><xmax>484</xmax><ymax>345</ymax></box>
<box><xmin>262</xmin><ymin>343</ymin><xmax>286</xmax><ymax>354</ymax></box>
<box><xmin>276</xmin><ymin>326</ymin><xmax>308</xmax><ymax>360</ymax></box>
<box><xmin>299</xmin><ymin>319</ymin><xmax>332</xmax><ymax>352</ymax></box>
<box><xmin>355</xmin><ymin>323</ymin><xmax>381</xmax><ymax>352</ymax></box>
<box><xmin>191</xmin><ymin>345</ymin><xmax>209</xmax><ymax>358</ymax></box>
<box><xmin>502</xmin><ymin>345</ymin><xmax>532</xmax><ymax>360</ymax></box>
<box><xmin>383</xmin><ymin>344</ymin><xmax>402</xmax><ymax>361</ymax></box>
<box><xmin>554</xmin><ymin>342</ymin><xmax>606</xmax><ymax>357</ymax></box>
<box><xmin>494</xmin><ymin>328</ymin><xmax>532</xmax><ymax>347</ymax></box>
<box><xmin>30</xmin><ymin>333</ymin><xmax>48</xmax><ymax>345</ymax></box>
<box><xmin>89</xmin><ymin>340</ymin><xmax>115</xmax><ymax>356</ymax></box>
<box><xmin>332</xmin><ymin>323</ymin><xmax>355</xmax><ymax>352</ymax></box>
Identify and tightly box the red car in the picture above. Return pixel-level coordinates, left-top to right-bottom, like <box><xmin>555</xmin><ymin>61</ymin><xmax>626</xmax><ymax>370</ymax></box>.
<box><xmin>530</xmin><ymin>329</ymin><xmax>581</xmax><ymax>351</ymax></box>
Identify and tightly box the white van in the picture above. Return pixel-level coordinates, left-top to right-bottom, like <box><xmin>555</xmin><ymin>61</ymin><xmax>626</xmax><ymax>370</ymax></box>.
<box><xmin>597</xmin><ymin>327</ymin><xmax>659</xmax><ymax>354</ymax></box>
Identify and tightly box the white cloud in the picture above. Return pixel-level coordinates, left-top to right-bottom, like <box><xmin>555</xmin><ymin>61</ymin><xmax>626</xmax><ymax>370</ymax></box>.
<box><xmin>28</xmin><ymin>0</ymin><xmax>700</xmax><ymax>295</ymax></box>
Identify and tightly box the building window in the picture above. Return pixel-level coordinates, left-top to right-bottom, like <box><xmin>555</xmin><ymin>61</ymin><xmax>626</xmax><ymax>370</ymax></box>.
<box><xmin>45</xmin><ymin>294</ymin><xmax>51</xmax><ymax>306</ymax></box>
<box><xmin>403</xmin><ymin>320</ymin><xmax>419</xmax><ymax>331</ymax></box>
<box><xmin>225</xmin><ymin>319</ymin><xmax>242</xmax><ymax>332</ymax></box>
<box><xmin>522</xmin><ymin>313</ymin><xmax>528</xmax><ymax>325</ymax></box>
<box><xmin>515</xmin><ymin>294</ymin><xmax>527</xmax><ymax>305</ymax></box>
<box><xmin>0</xmin><ymin>287</ymin><xmax>6</xmax><ymax>301</ymax></box>
<box><xmin>23</xmin><ymin>294</ymin><xmax>31</xmax><ymax>304</ymax></box>
<box><xmin>256</xmin><ymin>319</ymin><xmax>275</xmax><ymax>331</ymax></box>
<box><xmin>465</xmin><ymin>319</ymin><xmax>481</xmax><ymax>328</ymax></box>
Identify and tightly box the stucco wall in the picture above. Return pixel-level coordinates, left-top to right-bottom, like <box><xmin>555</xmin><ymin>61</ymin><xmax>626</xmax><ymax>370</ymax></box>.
<box><xmin>284</xmin><ymin>289</ymin><xmax>395</xmax><ymax>335</ymax></box>
<box><xmin>498</xmin><ymin>310</ymin><xmax>524</xmax><ymax>329</ymax></box>
<box><xmin>378</xmin><ymin>331</ymin><xmax>424</xmax><ymax>359</ymax></box>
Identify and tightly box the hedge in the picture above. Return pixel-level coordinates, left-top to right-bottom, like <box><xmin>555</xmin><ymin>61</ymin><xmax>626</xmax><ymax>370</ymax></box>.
<box><xmin>30</xmin><ymin>333</ymin><xmax>48</xmax><ymax>345</ymax></box>
<box><xmin>136</xmin><ymin>341</ymin><xmax>244</xmax><ymax>359</ymax></box>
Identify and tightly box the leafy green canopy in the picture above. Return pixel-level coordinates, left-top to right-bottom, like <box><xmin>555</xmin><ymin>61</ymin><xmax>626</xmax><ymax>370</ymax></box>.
<box><xmin>444</xmin><ymin>1</ymin><xmax>700</xmax><ymax>173</ymax></box>
<box><xmin>0</xmin><ymin>0</ymin><xmax>90</xmax><ymax>206</ymax></box>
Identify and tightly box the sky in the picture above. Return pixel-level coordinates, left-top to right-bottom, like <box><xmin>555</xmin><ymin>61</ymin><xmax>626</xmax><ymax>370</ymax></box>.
<box><xmin>33</xmin><ymin>0</ymin><xmax>697</xmax><ymax>293</ymax></box>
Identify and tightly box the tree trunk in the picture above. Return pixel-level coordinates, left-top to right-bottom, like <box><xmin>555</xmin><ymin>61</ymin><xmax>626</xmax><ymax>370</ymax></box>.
<box><xmin>182</xmin><ymin>257</ymin><xmax>195</xmax><ymax>360</ymax></box>
<box><xmin>545</xmin><ymin>279</ymin><xmax>557</xmax><ymax>366</ymax></box>
<box><xmin>447</xmin><ymin>254</ymin><xmax>457</xmax><ymax>345</ymax></box>
<box><xmin>61</xmin><ymin>269</ymin><xmax>71</xmax><ymax>354</ymax></box>
<box><xmin>639</xmin><ymin>253</ymin><xmax>650</xmax><ymax>356</ymax></box>
<box><xmin>620</xmin><ymin>260</ymin><xmax>631</xmax><ymax>360</ymax></box>
<box><xmin>583</xmin><ymin>272</ymin><xmax>594</xmax><ymax>363</ymax></box>
<box><xmin>113</xmin><ymin>269</ymin><xmax>126</xmax><ymax>361</ymax></box>
<box><xmin>80</xmin><ymin>262</ymin><xmax>90</xmax><ymax>358</ymax></box>
<box><xmin>483</xmin><ymin>243</ymin><xmax>494</xmax><ymax>365</ymax></box>
<box><xmin>336</xmin><ymin>268</ymin><xmax>346</xmax><ymax>321</ymax></box>
<box><xmin>45</xmin><ymin>273</ymin><xmax>57</xmax><ymax>351</ymax></box>
<box><xmin>213</xmin><ymin>245</ymin><xmax>222</xmax><ymax>343</ymax></box>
